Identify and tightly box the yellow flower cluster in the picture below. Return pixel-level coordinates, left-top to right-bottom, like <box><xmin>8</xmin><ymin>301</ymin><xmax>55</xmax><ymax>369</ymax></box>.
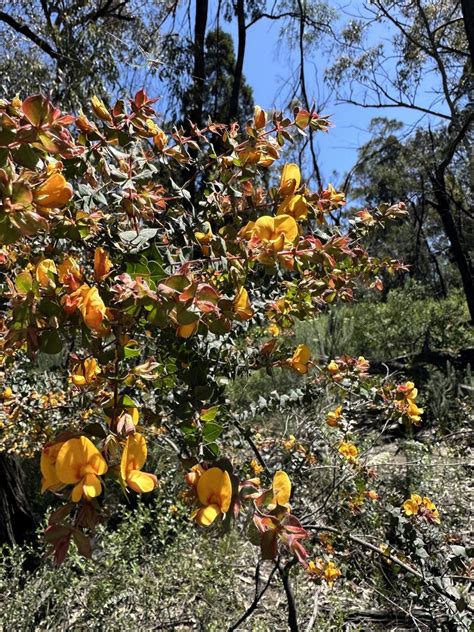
<box><xmin>277</xmin><ymin>163</ymin><xmax>308</xmax><ymax>221</ymax></box>
<box><xmin>326</xmin><ymin>405</ymin><xmax>343</xmax><ymax>427</ymax></box>
<box><xmin>41</xmin><ymin>432</ymin><xmax>157</xmax><ymax>502</ymax></box>
<box><xmin>338</xmin><ymin>441</ymin><xmax>358</xmax><ymax>461</ymax></box>
<box><xmin>402</xmin><ymin>493</ymin><xmax>440</xmax><ymax>524</ymax></box>
<box><xmin>307</xmin><ymin>559</ymin><xmax>342</xmax><ymax>584</ymax></box>
<box><xmin>395</xmin><ymin>382</ymin><xmax>423</xmax><ymax>424</ymax></box>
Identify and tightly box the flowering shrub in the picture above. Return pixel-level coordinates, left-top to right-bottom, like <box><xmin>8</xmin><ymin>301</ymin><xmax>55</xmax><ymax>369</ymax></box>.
<box><xmin>2</xmin><ymin>91</ymin><xmax>466</xmax><ymax>627</ymax></box>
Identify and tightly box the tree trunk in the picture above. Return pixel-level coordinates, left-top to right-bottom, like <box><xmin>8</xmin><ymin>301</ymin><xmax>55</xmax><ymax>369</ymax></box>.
<box><xmin>0</xmin><ymin>453</ymin><xmax>36</xmax><ymax>545</ymax></box>
<box><xmin>229</xmin><ymin>0</ymin><xmax>246</xmax><ymax>121</ymax></box>
<box><xmin>432</xmin><ymin>170</ymin><xmax>474</xmax><ymax>322</ymax></box>
<box><xmin>190</xmin><ymin>0</ymin><xmax>209</xmax><ymax>127</ymax></box>
<box><xmin>460</xmin><ymin>0</ymin><xmax>474</xmax><ymax>65</ymax></box>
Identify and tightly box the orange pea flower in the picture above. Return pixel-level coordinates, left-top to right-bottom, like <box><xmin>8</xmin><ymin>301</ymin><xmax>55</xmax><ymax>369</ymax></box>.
<box><xmin>57</xmin><ymin>256</ymin><xmax>82</xmax><ymax>289</ymax></box>
<box><xmin>327</xmin><ymin>405</ymin><xmax>343</xmax><ymax>427</ymax></box>
<box><xmin>55</xmin><ymin>436</ymin><xmax>108</xmax><ymax>502</ymax></box>
<box><xmin>192</xmin><ymin>467</ymin><xmax>232</xmax><ymax>526</ymax></box>
<box><xmin>94</xmin><ymin>247</ymin><xmax>113</xmax><ymax>282</ymax></box>
<box><xmin>279</xmin><ymin>163</ymin><xmax>301</xmax><ymax>197</ymax></box>
<box><xmin>233</xmin><ymin>287</ymin><xmax>254</xmax><ymax>321</ymax></box>
<box><xmin>71</xmin><ymin>285</ymin><xmax>108</xmax><ymax>332</ymax></box>
<box><xmin>35</xmin><ymin>259</ymin><xmax>57</xmax><ymax>288</ymax></box>
<box><xmin>70</xmin><ymin>357</ymin><xmax>101</xmax><ymax>387</ymax></box>
<box><xmin>120</xmin><ymin>433</ymin><xmax>158</xmax><ymax>493</ymax></box>
<box><xmin>268</xmin><ymin>470</ymin><xmax>291</xmax><ymax>510</ymax></box>
<box><xmin>249</xmin><ymin>214</ymin><xmax>298</xmax><ymax>252</ymax></box>
<box><xmin>34</xmin><ymin>173</ymin><xmax>73</xmax><ymax>208</ymax></box>
<box><xmin>338</xmin><ymin>442</ymin><xmax>358</xmax><ymax>461</ymax></box>
<box><xmin>287</xmin><ymin>344</ymin><xmax>311</xmax><ymax>374</ymax></box>
<box><xmin>40</xmin><ymin>441</ymin><xmax>65</xmax><ymax>493</ymax></box>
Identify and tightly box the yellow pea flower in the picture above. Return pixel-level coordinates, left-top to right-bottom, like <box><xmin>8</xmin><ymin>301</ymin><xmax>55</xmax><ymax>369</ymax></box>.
<box><xmin>192</xmin><ymin>467</ymin><xmax>232</xmax><ymax>526</ymax></box>
<box><xmin>277</xmin><ymin>194</ymin><xmax>308</xmax><ymax>221</ymax></box>
<box><xmin>268</xmin><ymin>470</ymin><xmax>291</xmax><ymax>510</ymax></box>
<box><xmin>279</xmin><ymin>163</ymin><xmax>301</xmax><ymax>197</ymax></box>
<box><xmin>403</xmin><ymin>498</ymin><xmax>419</xmax><ymax>516</ymax></box>
<box><xmin>407</xmin><ymin>399</ymin><xmax>424</xmax><ymax>424</ymax></box>
<box><xmin>120</xmin><ymin>433</ymin><xmax>158</xmax><ymax>493</ymax></box>
<box><xmin>324</xmin><ymin>561</ymin><xmax>342</xmax><ymax>584</ymax></box>
<box><xmin>34</xmin><ymin>173</ymin><xmax>73</xmax><ymax>208</ymax></box>
<box><xmin>327</xmin><ymin>405</ymin><xmax>343</xmax><ymax>427</ymax></box>
<box><xmin>57</xmin><ymin>256</ymin><xmax>82</xmax><ymax>284</ymax></box>
<box><xmin>55</xmin><ymin>436</ymin><xmax>108</xmax><ymax>502</ymax></box>
<box><xmin>249</xmin><ymin>214</ymin><xmax>298</xmax><ymax>252</ymax></box>
<box><xmin>153</xmin><ymin>127</ymin><xmax>168</xmax><ymax>150</ymax></box>
<box><xmin>288</xmin><ymin>344</ymin><xmax>311</xmax><ymax>374</ymax></box>
<box><xmin>422</xmin><ymin>496</ymin><xmax>440</xmax><ymax>523</ymax></box>
<box><xmin>105</xmin><ymin>406</ymin><xmax>139</xmax><ymax>429</ymax></box>
<box><xmin>185</xmin><ymin>463</ymin><xmax>205</xmax><ymax>488</ymax></box>
<box><xmin>195</xmin><ymin>227</ymin><xmax>213</xmax><ymax>256</ymax></box>
<box><xmin>327</xmin><ymin>360</ymin><xmax>339</xmax><ymax>373</ymax></box>
<box><xmin>338</xmin><ymin>442</ymin><xmax>358</xmax><ymax>461</ymax></box>
<box><xmin>93</xmin><ymin>247</ymin><xmax>113</xmax><ymax>282</ymax></box>
<box><xmin>1</xmin><ymin>387</ymin><xmax>13</xmax><ymax>399</ymax></box>
<box><xmin>35</xmin><ymin>259</ymin><xmax>57</xmax><ymax>288</ymax></box>
<box><xmin>283</xmin><ymin>435</ymin><xmax>297</xmax><ymax>451</ymax></box>
<box><xmin>320</xmin><ymin>184</ymin><xmax>345</xmax><ymax>210</ymax></box>
<box><xmin>77</xmin><ymin>285</ymin><xmax>107</xmax><ymax>332</ymax></box>
<box><xmin>233</xmin><ymin>287</ymin><xmax>254</xmax><ymax>321</ymax></box>
<box><xmin>40</xmin><ymin>441</ymin><xmax>65</xmax><ymax>493</ymax></box>
<box><xmin>91</xmin><ymin>95</ymin><xmax>112</xmax><ymax>122</ymax></box>
<box><xmin>266</xmin><ymin>323</ymin><xmax>280</xmax><ymax>337</ymax></box>
<box><xmin>396</xmin><ymin>381</ymin><xmax>423</xmax><ymax>424</ymax></box>
<box><xmin>70</xmin><ymin>357</ymin><xmax>101</xmax><ymax>387</ymax></box>
<box><xmin>250</xmin><ymin>459</ymin><xmax>264</xmax><ymax>475</ymax></box>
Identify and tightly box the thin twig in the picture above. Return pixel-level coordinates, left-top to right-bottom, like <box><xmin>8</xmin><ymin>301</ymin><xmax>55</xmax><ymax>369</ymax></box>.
<box><xmin>228</xmin><ymin>561</ymin><xmax>278</xmax><ymax>631</ymax></box>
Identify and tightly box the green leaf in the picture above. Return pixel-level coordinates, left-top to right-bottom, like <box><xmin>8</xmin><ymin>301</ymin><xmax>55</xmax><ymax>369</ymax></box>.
<box><xmin>202</xmin><ymin>421</ymin><xmax>222</xmax><ymax>442</ymax></box>
<box><xmin>39</xmin><ymin>330</ymin><xmax>62</xmax><ymax>354</ymax></box>
<box><xmin>15</xmin><ymin>271</ymin><xmax>33</xmax><ymax>294</ymax></box>
<box><xmin>176</xmin><ymin>308</ymin><xmax>199</xmax><ymax>325</ymax></box>
<box><xmin>38</xmin><ymin>299</ymin><xmax>61</xmax><ymax>317</ymax></box>
<box><xmin>124</xmin><ymin>345</ymin><xmax>141</xmax><ymax>358</ymax></box>
<box><xmin>203</xmin><ymin>442</ymin><xmax>219</xmax><ymax>458</ymax></box>
<box><xmin>121</xmin><ymin>394</ymin><xmax>138</xmax><ymax>407</ymax></box>
<box><xmin>200</xmin><ymin>405</ymin><xmax>219</xmax><ymax>422</ymax></box>
<box><xmin>83</xmin><ymin>422</ymin><xmax>107</xmax><ymax>438</ymax></box>
<box><xmin>119</xmin><ymin>228</ymin><xmax>158</xmax><ymax>252</ymax></box>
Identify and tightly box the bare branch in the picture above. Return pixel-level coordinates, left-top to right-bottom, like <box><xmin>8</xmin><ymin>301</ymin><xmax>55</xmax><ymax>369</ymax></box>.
<box><xmin>0</xmin><ymin>10</ymin><xmax>60</xmax><ymax>59</ymax></box>
<box><xmin>228</xmin><ymin>561</ymin><xmax>278</xmax><ymax>631</ymax></box>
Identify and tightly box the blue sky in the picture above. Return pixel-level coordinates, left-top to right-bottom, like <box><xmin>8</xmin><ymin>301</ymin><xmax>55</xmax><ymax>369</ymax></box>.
<box><xmin>219</xmin><ymin>1</ymin><xmax>449</xmax><ymax>187</ymax></box>
<box><xmin>154</xmin><ymin>1</ymin><xmax>449</xmax><ymax>188</ymax></box>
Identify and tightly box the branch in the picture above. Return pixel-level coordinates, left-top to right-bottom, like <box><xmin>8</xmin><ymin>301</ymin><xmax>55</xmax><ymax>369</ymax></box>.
<box><xmin>80</xmin><ymin>0</ymin><xmax>135</xmax><ymax>25</ymax></box>
<box><xmin>305</xmin><ymin>525</ymin><xmax>474</xmax><ymax>614</ymax></box>
<box><xmin>278</xmin><ymin>558</ymin><xmax>299</xmax><ymax>632</ymax></box>
<box><xmin>232</xmin><ymin>416</ymin><xmax>270</xmax><ymax>474</ymax></box>
<box><xmin>340</xmin><ymin>97</ymin><xmax>452</xmax><ymax>121</ymax></box>
<box><xmin>245</xmin><ymin>11</ymin><xmax>299</xmax><ymax>30</ymax></box>
<box><xmin>228</xmin><ymin>561</ymin><xmax>278</xmax><ymax>631</ymax></box>
<box><xmin>296</xmin><ymin>0</ymin><xmax>322</xmax><ymax>189</ymax></box>
<box><xmin>0</xmin><ymin>10</ymin><xmax>59</xmax><ymax>59</ymax></box>
<box><xmin>438</xmin><ymin>111</ymin><xmax>473</xmax><ymax>173</ymax></box>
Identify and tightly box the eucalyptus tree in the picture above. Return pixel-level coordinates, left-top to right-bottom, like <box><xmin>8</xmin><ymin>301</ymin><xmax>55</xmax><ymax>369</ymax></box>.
<box><xmin>328</xmin><ymin>0</ymin><xmax>473</xmax><ymax>319</ymax></box>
